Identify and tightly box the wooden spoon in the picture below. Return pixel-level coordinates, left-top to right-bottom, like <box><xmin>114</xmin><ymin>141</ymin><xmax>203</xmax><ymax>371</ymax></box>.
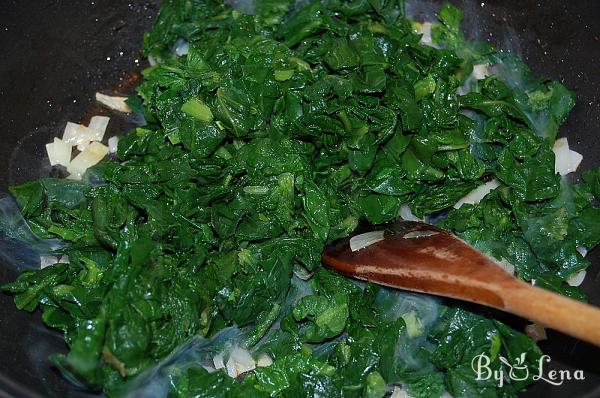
<box><xmin>322</xmin><ymin>220</ymin><xmax>600</xmax><ymax>347</ymax></box>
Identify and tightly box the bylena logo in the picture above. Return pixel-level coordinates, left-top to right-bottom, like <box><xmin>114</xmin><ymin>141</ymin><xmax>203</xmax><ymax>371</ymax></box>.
<box><xmin>471</xmin><ymin>352</ymin><xmax>585</xmax><ymax>387</ymax></box>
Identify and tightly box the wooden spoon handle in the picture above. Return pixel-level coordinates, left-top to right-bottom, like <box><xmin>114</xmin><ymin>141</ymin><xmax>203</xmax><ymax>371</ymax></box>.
<box><xmin>502</xmin><ymin>279</ymin><xmax>600</xmax><ymax>346</ymax></box>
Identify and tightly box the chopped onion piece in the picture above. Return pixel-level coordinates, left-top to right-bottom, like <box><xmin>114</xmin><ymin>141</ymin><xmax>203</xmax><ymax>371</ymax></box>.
<box><xmin>39</xmin><ymin>255</ymin><xmax>70</xmax><ymax>271</ymax></box>
<box><xmin>496</xmin><ymin>258</ymin><xmax>515</xmax><ymax>275</ymax></box>
<box><xmin>390</xmin><ymin>387</ymin><xmax>409</xmax><ymax>398</ymax></box>
<box><xmin>202</xmin><ymin>364</ymin><xmax>216</xmax><ymax>373</ymax></box>
<box><xmin>40</xmin><ymin>255</ymin><xmax>59</xmax><ymax>269</ymax></box>
<box><xmin>46</xmin><ymin>137</ymin><xmax>72</xmax><ymax>167</ymax></box>
<box><xmin>553</xmin><ymin>137</ymin><xmax>582</xmax><ymax>175</ymax></box>
<box><xmin>225</xmin><ymin>346</ymin><xmax>256</xmax><ymax>378</ymax></box>
<box><xmin>88</xmin><ymin>115</ymin><xmax>110</xmax><ymax>141</ymax></box>
<box><xmin>472</xmin><ymin>64</ymin><xmax>490</xmax><ymax>80</ymax></box>
<box><xmin>525</xmin><ymin>323</ymin><xmax>547</xmax><ymax>342</ymax></box>
<box><xmin>400</xmin><ymin>204</ymin><xmax>422</xmax><ymax>221</ymax></box>
<box><xmin>108</xmin><ymin>136</ymin><xmax>119</xmax><ymax>154</ymax></box>
<box><xmin>350</xmin><ymin>230</ymin><xmax>385</xmax><ymax>252</ymax></box>
<box><xmin>174</xmin><ymin>39</ymin><xmax>190</xmax><ymax>56</ymax></box>
<box><xmin>62</xmin><ymin>122</ymin><xmax>98</xmax><ymax>146</ymax></box>
<box><xmin>566</xmin><ymin>270</ymin><xmax>586</xmax><ymax>287</ymax></box>
<box><xmin>577</xmin><ymin>246</ymin><xmax>588</xmax><ymax>257</ymax></box>
<box><xmin>225</xmin><ymin>360</ymin><xmax>237</xmax><ymax>378</ymax></box>
<box><xmin>569</xmin><ymin>149</ymin><xmax>583</xmax><ymax>173</ymax></box>
<box><xmin>553</xmin><ymin>137</ymin><xmax>570</xmax><ymax>175</ymax></box>
<box><xmin>418</xmin><ymin>22</ymin><xmax>433</xmax><ymax>46</ymax></box>
<box><xmin>552</xmin><ymin>138</ymin><xmax>571</xmax><ymax>176</ymax></box>
<box><xmin>67</xmin><ymin>142</ymin><xmax>109</xmax><ymax>180</ymax></box>
<box><xmin>256</xmin><ymin>353</ymin><xmax>273</xmax><ymax>368</ymax></box>
<box><xmin>95</xmin><ymin>92</ymin><xmax>132</xmax><ymax>113</ymax></box>
<box><xmin>454</xmin><ymin>179</ymin><xmax>500</xmax><ymax>209</ymax></box>
<box><xmin>88</xmin><ymin>141</ymin><xmax>109</xmax><ymax>157</ymax></box>
<box><xmin>213</xmin><ymin>353</ymin><xmax>225</xmax><ymax>370</ymax></box>
<box><xmin>456</xmin><ymin>64</ymin><xmax>492</xmax><ymax>94</ymax></box>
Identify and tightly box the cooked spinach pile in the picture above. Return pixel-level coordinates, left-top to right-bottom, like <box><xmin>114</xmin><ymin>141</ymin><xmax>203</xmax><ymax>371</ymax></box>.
<box><xmin>4</xmin><ymin>0</ymin><xmax>600</xmax><ymax>397</ymax></box>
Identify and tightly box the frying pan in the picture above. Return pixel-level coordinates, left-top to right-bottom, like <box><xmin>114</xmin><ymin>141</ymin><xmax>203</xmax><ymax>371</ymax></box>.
<box><xmin>1</xmin><ymin>0</ymin><xmax>599</xmax><ymax>397</ymax></box>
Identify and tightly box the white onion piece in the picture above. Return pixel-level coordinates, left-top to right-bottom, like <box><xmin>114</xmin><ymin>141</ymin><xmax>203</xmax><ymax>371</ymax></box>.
<box><xmin>95</xmin><ymin>92</ymin><xmax>132</xmax><ymax>113</ymax></box>
<box><xmin>213</xmin><ymin>353</ymin><xmax>226</xmax><ymax>370</ymax></box>
<box><xmin>553</xmin><ymin>137</ymin><xmax>570</xmax><ymax>175</ymax></box>
<box><xmin>577</xmin><ymin>246</ymin><xmax>588</xmax><ymax>257</ymax></box>
<box><xmin>58</xmin><ymin>255</ymin><xmax>69</xmax><ymax>264</ymax></box>
<box><xmin>256</xmin><ymin>353</ymin><xmax>273</xmax><ymax>368</ymax></box>
<box><xmin>40</xmin><ymin>255</ymin><xmax>58</xmax><ymax>269</ymax></box>
<box><xmin>88</xmin><ymin>142</ymin><xmax>109</xmax><ymax>158</ymax></box>
<box><xmin>88</xmin><ymin>115</ymin><xmax>110</xmax><ymax>141</ymax></box>
<box><xmin>472</xmin><ymin>64</ymin><xmax>490</xmax><ymax>80</ymax></box>
<box><xmin>202</xmin><ymin>364</ymin><xmax>216</xmax><ymax>373</ymax></box>
<box><xmin>456</xmin><ymin>64</ymin><xmax>490</xmax><ymax>95</ymax></box>
<box><xmin>569</xmin><ymin>149</ymin><xmax>583</xmax><ymax>173</ymax></box>
<box><xmin>400</xmin><ymin>204</ymin><xmax>422</xmax><ymax>221</ymax></box>
<box><xmin>225</xmin><ymin>346</ymin><xmax>255</xmax><ymax>378</ymax></box>
<box><xmin>553</xmin><ymin>137</ymin><xmax>582</xmax><ymax>175</ymax></box>
<box><xmin>390</xmin><ymin>387</ymin><xmax>409</xmax><ymax>398</ymax></box>
<box><xmin>525</xmin><ymin>323</ymin><xmax>547</xmax><ymax>342</ymax></box>
<box><xmin>418</xmin><ymin>22</ymin><xmax>433</xmax><ymax>46</ymax></box>
<box><xmin>108</xmin><ymin>136</ymin><xmax>119</xmax><ymax>154</ymax></box>
<box><xmin>566</xmin><ymin>270</ymin><xmax>586</xmax><ymax>287</ymax></box>
<box><xmin>496</xmin><ymin>258</ymin><xmax>515</xmax><ymax>275</ymax></box>
<box><xmin>225</xmin><ymin>360</ymin><xmax>237</xmax><ymax>378</ymax></box>
<box><xmin>454</xmin><ymin>179</ymin><xmax>500</xmax><ymax>209</ymax></box>
<box><xmin>67</xmin><ymin>142</ymin><xmax>109</xmax><ymax>180</ymax></box>
<box><xmin>46</xmin><ymin>137</ymin><xmax>72</xmax><ymax>167</ymax></box>
<box><xmin>62</xmin><ymin>122</ymin><xmax>99</xmax><ymax>146</ymax></box>
<box><xmin>175</xmin><ymin>39</ymin><xmax>190</xmax><ymax>56</ymax></box>
<box><xmin>350</xmin><ymin>231</ymin><xmax>385</xmax><ymax>252</ymax></box>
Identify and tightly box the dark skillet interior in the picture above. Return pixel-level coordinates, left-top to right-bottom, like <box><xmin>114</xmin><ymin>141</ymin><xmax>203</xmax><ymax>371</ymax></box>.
<box><xmin>1</xmin><ymin>1</ymin><xmax>599</xmax><ymax>397</ymax></box>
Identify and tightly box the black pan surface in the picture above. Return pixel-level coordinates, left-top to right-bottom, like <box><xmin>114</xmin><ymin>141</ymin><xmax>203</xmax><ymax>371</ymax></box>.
<box><xmin>1</xmin><ymin>1</ymin><xmax>599</xmax><ymax>397</ymax></box>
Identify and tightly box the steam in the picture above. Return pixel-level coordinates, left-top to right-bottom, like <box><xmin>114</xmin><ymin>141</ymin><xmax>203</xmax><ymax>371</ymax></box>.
<box><xmin>405</xmin><ymin>0</ymin><xmax>556</xmax><ymax>141</ymax></box>
<box><xmin>283</xmin><ymin>274</ymin><xmax>315</xmax><ymax>311</ymax></box>
<box><xmin>118</xmin><ymin>327</ymin><xmax>244</xmax><ymax>398</ymax></box>
<box><xmin>374</xmin><ymin>289</ymin><xmax>440</xmax><ymax>371</ymax></box>
<box><xmin>311</xmin><ymin>333</ymin><xmax>348</xmax><ymax>360</ymax></box>
<box><xmin>120</xmin><ymin>276</ymin><xmax>313</xmax><ymax>397</ymax></box>
<box><xmin>255</xmin><ymin>274</ymin><xmax>313</xmax><ymax>345</ymax></box>
<box><xmin>117</xmin><ymin>285</ymin><xmax>441</xmax><ymax>397</ymax></box>
<box><xmin>488</xmin><ymin>57</ymin><xmax>554</xmax><ymax>139</ymax></box>
<box><xmin>0</xmin><ymin>195</ymin><xmax>63</xmax><ymax>271</ymax></box>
